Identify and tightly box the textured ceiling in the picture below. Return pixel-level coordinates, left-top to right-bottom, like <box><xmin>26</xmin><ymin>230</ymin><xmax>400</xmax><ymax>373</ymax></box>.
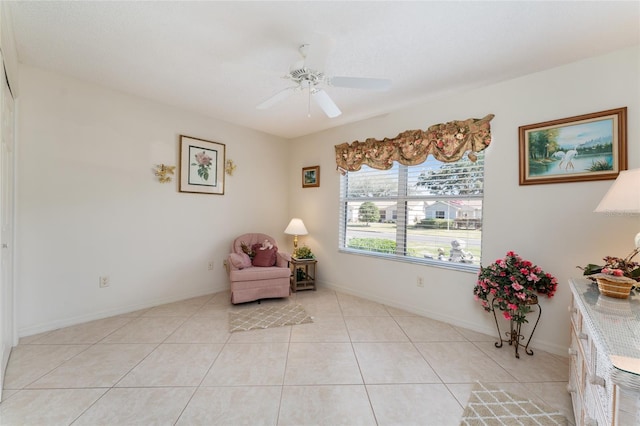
<box><xmin>7</xmin><ymin>1</ymin><xmax>640</xmax><ymax>139</ymax></box>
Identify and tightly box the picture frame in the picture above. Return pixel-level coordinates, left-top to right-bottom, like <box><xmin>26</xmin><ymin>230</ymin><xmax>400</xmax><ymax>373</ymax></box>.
<box><xmin>179</xmin><ymin>135</ymin><xmax>225</xmax><ymax>194</ymax></box>
<box><xmin>518</xmin><ymin>107</ymin><xmax>627</xmax><ymax>185</ymax></box>
<box><xmin>302</xmin><ymin>165</ymin><xmax>320</xmax><ymax>188</ymax></box>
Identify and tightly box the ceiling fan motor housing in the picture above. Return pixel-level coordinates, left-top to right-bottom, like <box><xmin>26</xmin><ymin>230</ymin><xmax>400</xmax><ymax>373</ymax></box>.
<box><xmin>257</xmin><ymin>40</ymin><xmax>391</xmax><ymax>117</ymax></box>
<box><xmin>289</xmin><ymin>68</ymin><xmax>325</xmax><ymax>86</ymax></box>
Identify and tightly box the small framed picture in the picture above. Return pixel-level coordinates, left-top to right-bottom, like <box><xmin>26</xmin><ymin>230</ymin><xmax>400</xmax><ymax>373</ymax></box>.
<box><xmin>518</xmin><ymin>107</ymin><xmax>627</xmax><ymax>185</ymax></box>
<box><xmin>179</xmin><ymin>135</ymin><xmax>225</xmax><ymax>194</ymax></box>
<box><xmin>302</xmin><ymin>165</ymin><xmax>320</xmax><ymax>188</ymax></box>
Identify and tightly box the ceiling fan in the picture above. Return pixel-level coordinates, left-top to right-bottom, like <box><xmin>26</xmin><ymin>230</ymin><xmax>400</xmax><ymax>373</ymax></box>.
<box><xmin>256</xmin><ymin>37</ymin><xmax>392</xmax><ymax>118</ymax></box>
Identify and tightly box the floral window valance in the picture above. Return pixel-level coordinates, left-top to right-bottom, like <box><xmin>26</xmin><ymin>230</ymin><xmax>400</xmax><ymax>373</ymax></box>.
<box><xmin>335</xmin><ymin>114</ymin><xmax>494</xmax><ymax>172</ymax></box>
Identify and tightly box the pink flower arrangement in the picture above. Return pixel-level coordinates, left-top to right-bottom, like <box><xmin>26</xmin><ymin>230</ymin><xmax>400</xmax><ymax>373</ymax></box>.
<box><xmin>578</xmin><ymin>248</ymin><xmax>640</xmax><ymax>283</ymax></box>
<box><xmin>602</xmin><ymin>268</ymin><xmax>624</xmax><ymax>277</ymax></box>
<box><xmin>473</xmin><ymin>251</ymin><xmax>558</xmax><ymax>324</ymax></box>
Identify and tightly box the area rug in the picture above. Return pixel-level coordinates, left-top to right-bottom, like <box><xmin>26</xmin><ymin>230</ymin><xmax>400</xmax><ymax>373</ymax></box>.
<box><xmin>460</xmin><ymin>382</ymin><xmax>567</xmax><ymax>425</ymax></box>
<box><xmin>229</xmin><ymin>303</ymin><xmax>313</xmax><ymax>332</ymax></box>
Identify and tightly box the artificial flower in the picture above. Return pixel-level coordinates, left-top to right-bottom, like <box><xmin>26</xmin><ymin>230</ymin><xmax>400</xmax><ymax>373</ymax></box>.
<box><xmin>473</xmin><ymin>251</ymin><xmax>558</xmax><ymax>324</ymax></box>
<box><xmin>578</xmin><ymin>248</ymin><xmax>640</xmax><ymax>283</ymax></box>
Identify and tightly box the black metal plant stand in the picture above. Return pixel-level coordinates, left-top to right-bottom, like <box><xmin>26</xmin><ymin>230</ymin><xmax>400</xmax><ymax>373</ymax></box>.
<box><xmin>491</xmin><ymin>295</ymin><xmax>542</xmax><ymax>359</ymax></box>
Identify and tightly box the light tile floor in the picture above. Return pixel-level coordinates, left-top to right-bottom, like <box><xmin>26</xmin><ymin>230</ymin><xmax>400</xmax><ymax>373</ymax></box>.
<box><xmin>0</xmin><ymin>288</ymin><xmax>574</xmax><ymax>425</ymax></box>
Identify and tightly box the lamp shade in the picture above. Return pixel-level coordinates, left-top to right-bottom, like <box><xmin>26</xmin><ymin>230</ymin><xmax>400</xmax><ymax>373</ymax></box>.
<box><xmin>284</xmin><ymin>218</ymin><xmax>308</xmax><ymax>236</ymax></box>
<box><xmin>594</xmin><ymin>169</ymin><xmax>640</xmax><ymax>214</ymax></box>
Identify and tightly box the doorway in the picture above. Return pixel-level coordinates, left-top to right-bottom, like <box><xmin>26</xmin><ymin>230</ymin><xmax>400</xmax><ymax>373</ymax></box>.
<box><xmin>0</xmin><ymin>54</ymin><xmax>15</xmax><ymax>401</ymax></box>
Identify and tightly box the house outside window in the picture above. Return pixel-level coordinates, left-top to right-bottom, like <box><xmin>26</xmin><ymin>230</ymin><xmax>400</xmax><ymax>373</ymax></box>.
<box><xmin>339</xmin><ymin>152</ymin><xmax>484</xmax><ymax>271</ymax></box>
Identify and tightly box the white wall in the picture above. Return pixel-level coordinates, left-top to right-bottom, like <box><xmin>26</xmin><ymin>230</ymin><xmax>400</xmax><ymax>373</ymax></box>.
<box><xmin>16</xmin><ymin>65</ymin><xmax>289</xmax><ymax>335</ymax></box>
<box><xmin>15</xmin><ymin>46</ymin><xmax>640</xmax><ymax>353</ymax></box>
<box><xmin>289</xmin><ymin>46</ymin><xmax>640</xmax><ymax>355</ymax></box>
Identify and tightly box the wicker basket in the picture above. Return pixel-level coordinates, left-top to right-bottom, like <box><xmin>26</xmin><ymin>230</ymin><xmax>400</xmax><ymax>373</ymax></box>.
<box><xmin>596</xmin><ymin>276</ymin><xmax>634</xmax><ymax>299</ymax></box>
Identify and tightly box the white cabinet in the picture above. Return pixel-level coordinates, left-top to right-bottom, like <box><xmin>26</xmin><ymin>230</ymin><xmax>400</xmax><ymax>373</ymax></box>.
<box><xmin>569</xmin><ymin>278</ymin><xmax>640</xmax><ymax>426</ymax></box>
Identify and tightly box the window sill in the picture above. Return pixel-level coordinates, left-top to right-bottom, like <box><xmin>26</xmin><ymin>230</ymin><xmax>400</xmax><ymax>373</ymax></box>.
<box><xmin>338</xmin><ymin>248</ymin><xmax>480</xmax><ymax>274</ymax></box>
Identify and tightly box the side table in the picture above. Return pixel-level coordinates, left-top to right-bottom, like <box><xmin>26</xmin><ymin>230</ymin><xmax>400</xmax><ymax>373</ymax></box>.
<box><xmin>289</xmin><ymin>258</ymin><xmax>317</xmax><ymax>292</ymax></box>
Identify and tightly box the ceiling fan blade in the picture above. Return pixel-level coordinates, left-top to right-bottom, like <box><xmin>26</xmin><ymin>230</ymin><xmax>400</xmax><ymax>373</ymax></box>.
<box><xmin>256</xmin><ymin>86</ymin><xmax>297</xmax><ymax>109</ymax></box>
<box><xmin>303</xmin><ymin>33</ymin><xmax>335</xmax><ymax>71</ymax></box>
<box><xmin>329</xmin><ymin>76</ymin><xmax>392</xmax><ymax>91</ymax></box>
<box><xmin>312</xmin><ymin>89</ymin><xmax>342</xmax><ymax>118</ymax></box>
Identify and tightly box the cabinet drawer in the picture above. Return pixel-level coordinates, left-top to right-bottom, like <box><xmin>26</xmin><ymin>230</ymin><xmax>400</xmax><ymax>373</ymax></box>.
<box><xmin>593</xmin><ymin>352</ymin><xmax>613</xmax><ymax>424</ymax></box>
<box><xmin>568</xmin><ymin>365</ymin><xmax>584</xmax><ymax>426</ymax></box>
<box><xmin>570</xmin><ymin>388</ymin><xmax>584</xmax><ymax>426</ymax></box>
<box><xmin>617</xmin><ymin>386</ymin><xmax>640</xmax><ymax>426</ymax></box>
<box><xmin>570</xmin><ymin>296</ymin><xmax>583</xmax><ymax>333</ymax></box>
<box><xmin>577</xmin><ymin>329</ymin><xmax>591</xmax><ymax>369</ymax></box>
<box><xmin>584</xmin><ymin>381</ymin><xmax>607</xmax><ymax>426</ymax></box>
<box><xmin>570</xmin><ymin>329</ymin><xmax>585</xmax><ymax>392</ymax></box>
<box><xmin>587</xmin><ymin>332</ymin><xmax>599</xmax><ymax>377</ymax></box>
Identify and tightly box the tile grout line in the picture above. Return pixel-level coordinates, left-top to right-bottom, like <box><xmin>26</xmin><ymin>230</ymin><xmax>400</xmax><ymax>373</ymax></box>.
<box><xmin>2</xmin><ymin>289</ymin><xmax>574</xmax><ymax>425</ymax></box>
<box><xmin>73</xmin><ymin>295</ymin><xmax>214</xmax><ymax>425</ymax></box>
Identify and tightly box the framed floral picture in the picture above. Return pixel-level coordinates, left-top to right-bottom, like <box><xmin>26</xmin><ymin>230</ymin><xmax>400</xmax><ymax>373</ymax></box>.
<box><xmin>302</xmin><ymin>165</ymin><xmax>320</xmax><ymax>188</ymax></box>
<box><xmin>179</xmin><ymin>135</ymin><xmax>225</xmax><ymax>194</ymax></box>
<box><xmin>518</xmin><ymin>107</ymin><xmax>627</xmax><ymax>185</ymax></box>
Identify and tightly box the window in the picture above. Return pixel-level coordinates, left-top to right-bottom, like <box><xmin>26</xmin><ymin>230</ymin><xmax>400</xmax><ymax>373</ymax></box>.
<box><xmin>339</xmin><ymin>152</ymin><xmax>484</xmax><ymax>272</ymax></box>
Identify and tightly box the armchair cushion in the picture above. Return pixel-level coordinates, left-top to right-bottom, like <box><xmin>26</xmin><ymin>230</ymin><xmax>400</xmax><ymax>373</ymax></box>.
<box><xmin>251</xmin><ymin>245</ymin><xmax>278</xmax><ymax>267</ymax></box>
<box><xmin>229</xmin><ymin>265</ymin><xmax>291</xmax><ymax>282</ymax></box>
<box><xmin>229</xmin><ymin>252</ymin><xmax>252</xmax><ymax>269</ymax></box>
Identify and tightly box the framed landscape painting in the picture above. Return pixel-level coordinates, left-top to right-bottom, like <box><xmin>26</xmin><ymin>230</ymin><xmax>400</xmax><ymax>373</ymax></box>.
<box><xmin>302</xmin><ymin>166</ymin><xmax>320</xmax><ymax>188</ymax></box>
<box><xmin>179</xmin><ymin>135</ymin><xmax>225</xmax><ymax>194</ymax></box>
<box><xmin>518</xmin><ymin>107</ymin><xmax>627</xmax><ymax>185</ymax></box>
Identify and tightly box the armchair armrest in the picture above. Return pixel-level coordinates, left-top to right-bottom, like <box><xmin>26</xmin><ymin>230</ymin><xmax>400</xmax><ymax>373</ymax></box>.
<box><xmin>227</xmin><ymin>252</ymin><xmax>253</xmax><ymax>272</ymax></box>
<box><xmin>276</xmin><ymin>251</ymin><xmax>291</xmax><ymax>267</ymax></box>
<box><xmin>226</xmin><ymin>254</ymin><xmax>238</xmax><ymax>273</ymax></box>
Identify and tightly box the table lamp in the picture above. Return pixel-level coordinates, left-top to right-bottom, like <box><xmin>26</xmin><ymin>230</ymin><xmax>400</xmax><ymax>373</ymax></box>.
<box><xmin>594</xmin><ymin>168</ymin><xmax>640</xmax><ymax>249</ymax></box>
<box><xmin>284</xmin><ymin>218</ymin><xmax>308</xmax><ymax>250</ymax></box>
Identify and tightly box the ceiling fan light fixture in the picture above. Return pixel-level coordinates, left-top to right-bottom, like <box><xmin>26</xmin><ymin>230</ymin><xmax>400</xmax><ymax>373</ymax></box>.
<box><xmin>256</xmin><ymin>38</ymin><xmax>390</xmax><ymax>118</ymax></box>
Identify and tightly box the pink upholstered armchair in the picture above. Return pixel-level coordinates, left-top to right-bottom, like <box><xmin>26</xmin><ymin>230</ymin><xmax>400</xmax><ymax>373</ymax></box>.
<box><xmin>226</xmin><ymin>233</ymin><xmax>292</xmax><ymax>304</ymax></box>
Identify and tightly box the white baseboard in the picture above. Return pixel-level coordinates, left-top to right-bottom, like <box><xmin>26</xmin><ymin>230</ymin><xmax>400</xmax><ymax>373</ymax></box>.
<box><xmin>18</xmin><ymin>284</ymin><xmax>229</xmax><ymax>339</ymax></box>
<box><xmin>319</xmin><ymin>280</ymin><xmax>568</xmax><ymax>358</ymax></box>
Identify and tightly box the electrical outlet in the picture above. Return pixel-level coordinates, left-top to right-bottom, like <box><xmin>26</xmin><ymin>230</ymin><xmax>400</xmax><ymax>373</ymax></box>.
<box><xmin>208</xmin><ymin>261</ymin><xmax>214</xmax><ymax>270</ymax></box>
<box><xmin>416</xmin><ymin>276</ymin><xmax>424</xmax><ymax>288</ymax></box>
<box><xmin>99</xmin><ymin>276</ymin><xmax>110</xmax><ymax>288</ymax></box>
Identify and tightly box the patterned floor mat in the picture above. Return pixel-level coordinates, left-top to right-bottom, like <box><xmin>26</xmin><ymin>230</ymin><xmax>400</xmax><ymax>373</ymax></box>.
<box><xmin>460</xmin><ymin>382</ymin><xmax>567</xmax><ymax>425</ymax></box>
<box><xmin>229</xmin><ymin>303</ymin><xmax>313</xmax><ymax>332</ymax></box>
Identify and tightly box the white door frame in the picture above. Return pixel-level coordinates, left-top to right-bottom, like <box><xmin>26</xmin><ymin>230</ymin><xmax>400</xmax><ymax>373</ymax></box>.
<box><xmin>0</xmin><ymin>52</ymin><xmax>16</xmax><ymax>401</ymax></box>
